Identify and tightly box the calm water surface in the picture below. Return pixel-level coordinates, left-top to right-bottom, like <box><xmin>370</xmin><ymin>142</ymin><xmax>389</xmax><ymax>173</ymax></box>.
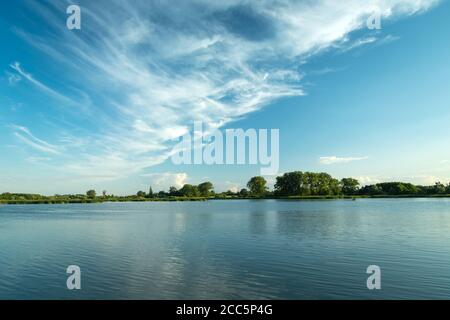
<box><xmin>1</xmin><ymin>199</ymin><xmax>450</xmax><ymax>299</ymax></box>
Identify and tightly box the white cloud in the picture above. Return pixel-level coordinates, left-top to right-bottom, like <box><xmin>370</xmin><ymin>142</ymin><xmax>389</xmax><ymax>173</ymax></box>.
<box><xmin>355</xmin><ymin>174</ymin><xmax>449</xmax><ymax>185</ymax></box>
<box><xmin>6</xmin><ymin>72</ymin><xmax>21</xmax><ymax>85</ymax></box>
<box><xmin>141</xmin><ymin>172</ymin><xmax>188</xmax><ymax>190</ymax></box>
<box><xmin>11</xmin><ymin>0</ymin><xmax>440</xmax><ymax>182</ymax></box>
<box><xmin>222</xmin><ymin>181</ymin><xmax>241</xmax><ymax>193</ymax></box>
<box><xmin>377</xmin><ymin>34</ymin><xmax>401</xmax><ymax>45</ymax></box>
<box><xmin>308</xmin><ymin>67</ymin><xmax>344</xmax><ymax>76</ymax></box>
<box><xmin>9</xmin><ymin>62</ymin><xmax>75</xmax><ymax>104</ymax></box>
<box><xmin>340</xmin><ymin>36</ymin><xmax>378</xmax><ymax>52</ymax></box>
<box><xmin>26</xmin><ymin>156</ymin><xmax>52</xmax><ymax>163</ymax></box>
<box><xmin>12</xmin><ymin>125</ymin><xmax>61</xmax><ymax>155</ymax></box>
<box><xmin>319</xmin><ymin>156</ymin><xmax>369</xmax><ymax>165</ymax></box>
<box><xmin>408</xmin><ymin>175</ymin><xmax>449</xmax><ymax>185</ymax></box>
<box><xmin>356</xmin><ymin>176</ymin><xmax>382</xmax><ymax>185</ymax></box>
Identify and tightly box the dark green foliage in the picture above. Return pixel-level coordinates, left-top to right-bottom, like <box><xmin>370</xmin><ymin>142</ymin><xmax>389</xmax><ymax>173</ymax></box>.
<box><xmin>86</xmin><ymin>190</ymin><xmax>96</xmax><ymax>199</ymax></box>
<box><xmin>136</xmin><ymin>191</ymin><xmax>146</xmax><ymax>197</ymax></box>
<box><xmin>359</xmin><ymin>182</ymin><xmax>419</xmax><ymax>195</ymax></box>
<box><xmin>198</xmin><ymin>182</ymin><xmax>214</xmax><ymax>196</ymax></box>
<box><xmin>178</xmin><ymin>184</ymin><xmax>200</xmax><ymax>197</ymax></box>
<box><xmin>340</xmin><ymin>178</ymin><xmax>360</xmax><ymax>195</ymax></box>
<box><xmin>274</xmin><ymin>171</ymin><xmax>341</xmax><ymax>196</ymax></box>
<box><xmin>247</xmin><ymin>176</ymin><xmax>268</xmax><ymax>196</ymax></box>
<box><xmin>169</xmin><ymin>186</ymin><xmax>178</xmax><ymax>196</ymax></box>
<box><xmin>239</xmin><ymin>188</ymin><xmax>249</xmax><ymax>197</ymax></box>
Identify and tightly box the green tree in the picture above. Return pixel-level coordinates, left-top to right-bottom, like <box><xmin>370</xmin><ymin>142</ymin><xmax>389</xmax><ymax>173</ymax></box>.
<box><xmin>169</xmin><ymin>186</ymin><xmax>178</xmax><ymax>196</ymax></box>
<box><xmin>340</xmin><ymin>178</ymin><xmax>360</xmax><ymax>195</ymax></box>
<box><xmin>147</xmin><ymin>187</ymin><xmax>154</xmax><ymax>198</ymax></box>
<box><xmin>359</xmin><ymin>184</ymin><xmax>383</xmax><ymax>196</ymax></box>
<box><xmin>275</xmin><ymin>171</ymin><xmax>341</xmax><ymax>196</ymax></box>
<box><xmin>86</xmin><ymin>190</ymin><xmax>96</xmax><ymax>199</ymax></box>
<box><xmin>433</xmin><ymin>182</ymin><xmax>446</xmax><ymax>194</ymax></box>
<box><xmin>239</xmin><ymin>188</ymin><xmax>249</xmax><ymax>197</ymax></box>
<box><xmin>225</xmin><ymin>190</ymin><xmax>236</xmax><ymax>196</ymax></box>
<box><xmin>179</xmin><ymin>184</ymin><xmax>200</xmax><ymax>197</ymax></box>
<box><xmin>198</xmin><ymin>182</ymin><xmax>214</xmax><ymax>196</ymax></box>
<box><xmin>137</xmin><ymin>191</ymin><xmax>146</xmax><ymax>197</ymax></box>
<box><xmin>274</xmin><ymin>171</ymin><xmax>304</xmax><ymax>196</ymax></box>
<box><xmin>158</xmin><ymin>191</ymin><xmax>167</xmax><ymax>198</ymax></box>
<box><xmin>247</xmin><ymin>176</ymin><xmax>268</xmax><ymax>196</ymax></box>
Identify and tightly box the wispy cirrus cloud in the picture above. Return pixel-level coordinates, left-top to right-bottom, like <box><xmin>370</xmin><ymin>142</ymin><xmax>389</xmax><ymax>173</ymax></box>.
<box><xmin>340</xmin><ymin>36</ymin><xmax>378</xmax><ymax>52</ymax></box>
<box><xmin>11</xmin><ymin>125</ymin><xmax>61</xmax><ymax>155</ymax></box>
<box><xmin>7</xmin><ymin>0</ymin><xmax>440</xmax><ymax>181</ymax></box>
<box><xmin>9</xmin><ymin>62</ymin><xmax>75</xmax><ymax>104</ymax></box>
<box><xmin>319</xmin><ymin>156</ymin><xmax>369</xmax><ymax>165</ymax></box>
<box><xmin>6</xmin><ymin>72</ymin><xmax>21</xmax><ymax>85</ymax></box>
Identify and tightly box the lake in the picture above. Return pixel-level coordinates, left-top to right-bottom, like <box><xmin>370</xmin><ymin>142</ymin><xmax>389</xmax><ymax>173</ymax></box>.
<box><xmin>0</xmin><ymin>199</ymin><xmax>449</xmax><ymax>299</ymax></box>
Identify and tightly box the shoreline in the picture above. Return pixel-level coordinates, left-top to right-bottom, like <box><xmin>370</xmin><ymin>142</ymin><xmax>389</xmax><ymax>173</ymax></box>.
<box><xmin>1</xmin><ymin>194</ymin><xmax>450</xmax><ymax>205</ymax></box>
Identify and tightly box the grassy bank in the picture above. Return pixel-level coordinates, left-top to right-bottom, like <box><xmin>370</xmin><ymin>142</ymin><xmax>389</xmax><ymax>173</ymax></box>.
<box><xmin>0</xmin><ymin>197</ymin><xmax>209</xmax><ymax>205</ymax></box>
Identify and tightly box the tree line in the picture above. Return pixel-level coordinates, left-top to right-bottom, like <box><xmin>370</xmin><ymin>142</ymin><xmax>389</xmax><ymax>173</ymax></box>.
<box><xmin>141</xmin><ymin>172</ymin><xmax>449</xmax><ymax>198</ymax></box>
<box><xmin>272</xmin><ymin>172</ymin><xmax>450</xmax><ymax>196</ymax></box>
<box><xmin>1</xmin><ymin>171</ymin><xmax>449</xmax><ymax>203</ymax></box>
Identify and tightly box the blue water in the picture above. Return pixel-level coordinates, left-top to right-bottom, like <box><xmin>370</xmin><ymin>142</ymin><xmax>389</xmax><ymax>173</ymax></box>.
<box><xmin>0</xmin><ymin>199</ymin><xmax>449</xmax><ymax>299</ymax></box>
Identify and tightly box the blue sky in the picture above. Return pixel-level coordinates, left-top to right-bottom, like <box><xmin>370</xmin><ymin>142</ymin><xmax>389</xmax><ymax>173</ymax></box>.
<box><xmin>0</xmin><ymin>0</ymin><xmax>449</xmax><ymax>195</ymax></box>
